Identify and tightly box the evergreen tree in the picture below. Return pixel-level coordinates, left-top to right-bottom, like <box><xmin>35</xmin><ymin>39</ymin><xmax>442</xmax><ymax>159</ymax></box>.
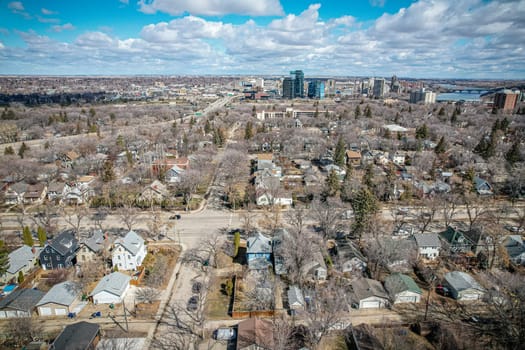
<box><xmin>340</xmin><ymin>166</ymin><xmax>354</xmax><ymax>202</ymax></box>
<box><xmin>0</xmin><ymin>241</ymin><xmax>9</xmax><ymax>276</ymax></box>
<box><xmin>438</xmin><ymin>107</ymin><xmax>445</xmax><ymax>116</ymax></box>
<box><xmin>351</xmin><ymin>187</ymin><xmax>379</xmax><ymax>241</ymax></box>
<box><xmin>37</xmin><ymin>226</ymin><xmax>47</xmax><ymax>246</ymax></box>
<box><xmin>500</xmin><ymin>117</ymin><xmax>510</xmax><ymax>131</ymax></box>
<box><xmin>324</xmin><ymin>169</ymin><xmax>341</xmax><ymax>198</ymax></box>
<box><xmin>102</xmin><ymin>160</ymin><xmax>115</xmax><ymax>182</ymax></box>
<box><xmin>22</xmin><ymin>226</ymin><xmax>33</xmax><ymax>247</ymax></box>
<box><xmin>354</xmin><ymin>105</ymin><xmax>361</xmax><ymax>119</ymax></box>
<box><xmin>204</xmin><ymin>119</ymin><xmax>212</xmax><ymax>134</ymax></box>
<box><xmin>334</xmin><ymin>137</ymin><xmax>346</xmax><ymax>167</ymax></box>
<box><xmin>4</xmin><ymin>146</ymin><xmax>14</xmax><ymax>155</ymax></box>
<box><xmin>450</xmin><ymin>109</ymin><xmax>458</xmax><ymax>124</ymax></box>
<box><xmin>434</xmin><ymin>136</ymin><xmax>446</xmax><ymax>154</ymax></box>
<box><xmin>473</xmin><ymin>132</ymin><xmax>496</xmax><ymax>159</ymax></box>
<box><xmin>244</xmin><ymin>121</ymin><xmax>253</xmax><ymax>140</ymax></box>
<box><xmin>383</xmin><ymin>128</ymin><xmax>391</xmax><ymax>139</ymax></box>
<box><xmin>363</xmin><ymin>163</ymin><xmax>375</xmax><ymax>189</ymax></box>
<box><xmin>505</xmin><ymin>141</ymin><xmax>522</xmax><ymax>165</ymax></box>
<box><xmin>415</xmin><ymin>124</ymin><xmax>429</xmax><ymax>139</ymax></box>
<box><xmin>125</xmin><ymin>149</ymin><xmax>134</xmax><ymax>166</ymax></box>
<box><xmin>17</xmin><ymin>271</ymin><xmax>24</xmax><ymax>284</ymax></box>
<box><xmin>364</xmin><ymin>105</ymin><xmax>372</xmax><ymax>118</ymax></box>
<box><xmin>116</xmin><ymin>134</ymin><xmax>125</xmax><ymax>148</ymax></box>
<box><xmin>17</xmin><ymin>142</ymin><xmax>29</xmax><ymax>159</ymax></box>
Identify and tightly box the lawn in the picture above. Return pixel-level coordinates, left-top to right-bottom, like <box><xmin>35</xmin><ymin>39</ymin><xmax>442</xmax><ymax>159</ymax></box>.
<box><xmin>205</xmin><ymin>276</ymin><xmax>232</xmax><ymax>319</ymax></box>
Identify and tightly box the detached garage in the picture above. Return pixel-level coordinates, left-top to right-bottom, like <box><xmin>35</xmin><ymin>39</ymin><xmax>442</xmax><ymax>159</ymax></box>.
<box><xmin>90</xmin><ymin>272</ymin><xmax>131</xmax><ymax>305</ymax></box>
<box><xmin>0</xmin><ymin>288</ymin><xmax>45</xmax><ymax>318</ymax></box>
<box><xmin>384</xmin><ymin>273</ymin><xmax>422</xmax><ymax>304</ymax></box>
<box><xmin>350</xmin><ymin>278</ymin><xmax>390</xmax><ymax>309</ymax></box>
<box><xmin>36</xmin><ymin>281</ymin><xmax>80</xmax><ymax>316</ymax></box>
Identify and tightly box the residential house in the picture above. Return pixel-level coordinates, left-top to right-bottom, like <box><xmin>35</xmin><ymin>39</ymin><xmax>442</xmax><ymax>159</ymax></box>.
<box><xmin>165</xmin><ymin>164</ymin><xmax>185</xmax><ymax>183</ymax></box>
<box><xmin>51</xmin><ymin>321</ymin><xmax>100</xmax><ymax>350</ymax></box>
<box><xmin>236</xmin><ymin>317</ymin><xmax>274</xmax><ymax>350</ymax></box>
<box><xmin>349</xmin><ymin>278</ymin><xmax>390</xmax><ymax>309</ymax></box>
<box><xmin>303</xmin><ymin>251</ymin><xmax>327</xmax><ymax>282</ymax></box>
<box><xmin>330</xmin><ymin>239</ymin><xmax>367</xmax><ymax>276</ymax></box>
<box><xmin>47</xmin><ymin>181</ymin><xmax>67</xmax><ymax>203</ymax></box>
<box><xmin>346</xmin><ymin>150</ymin><xmax>362</xmax><ymax>167</ymax></box>
<box><xmin>246</xmin><ymin>232</ymin><xmax>272</xmax><ymax>270</ymax></box>
<box><xmin>443</xmin><ymin>271</ymin><xmax>485</xmax><ymax>301</ymax></box>
<box><xmin>77</xmin><ymin>230</ymin><xmax>111</xmax><ymax>265</ymax></box>
<box><xmin>40</xmin><ymin>230</ymin><xmax>79</xmax><ymax>270</ymax></box>
<box><xmin>413</xmin><ymin>233</ymin><xmax>441</xmax><ymax>261</ymax></box>
<box><xmin>255</xmin><ymin>189</ymin><xmax>293</xmax><ymax>207</ymax></box>
<box><xmin>1</xmin><ymin>245</ymin><xmax>38</xmax><ymax>284</ymax></box>
<box><xmin>138</xmin><ymin>180</ymin><xmax>169</xmax><ymax>203</ymax></box>
<box><xmin>112</xmin><ymin>231</ymin><xmax>146</xmax><ymax>271</ymax></box>
<box><xmin>256</xmin><ymin>153</ymin><xmax>274</xmax><ymax>170</ymax></box>
<box><xmin>23</xmin><ymin>183</ymin><xmax>47</xmax><ymax>204</ymax></box>
<box><xmin>287</xmin><ymin>285</ymin><xmax>305</xmax><ymax>313</ymax></box>
<box><xmin>439</xmin><ymin>226</ymin><xmax>475</xmax><ymax>255</ymax></box>
<box><xmin>90</xmin><ymin>272</ymin><xmax>131</xmax><ymax>305</ymax></box>
<box><xmin>474</xmin><ymin>176</ymin><xmax>493</xmax><ymax>195</ymax></box>
<box><xmin>0</xmin><ymin>288</ymin><xmax>45</xmax><ymax>318</ymax></box>
<box><xmin>389</xmin><ymin>152</ymin><xmax>405</xmax><ymax>166</ymax></box>
<box><xmin>501</xmin><ymin>235</ymin><xmax>525</xmax><ymax>265</ymax></box>
<box><xmin>384</xmin><ymin>273</ymin><xmax>422</xmax><ymax>303</ymax></box>
<box><xmin>59</xmin><ymin>150</ymin><xmax>80</xmax><ymax>168</ymax></box>
<box><xmin>4</xmin><ymin>181</ymin><xmax>27</xmax><ymax>205</ymax></box>
<box><xmin>36</xmin><ymin>281</ymin><xmax>81</xmax><ymax>316</ymax></box>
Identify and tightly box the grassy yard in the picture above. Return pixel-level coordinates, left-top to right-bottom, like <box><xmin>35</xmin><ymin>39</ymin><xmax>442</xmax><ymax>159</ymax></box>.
<box><xmin>205</xmin><ymin>276</ymin><xmax>232</xmax><ymax>319</ymax></box>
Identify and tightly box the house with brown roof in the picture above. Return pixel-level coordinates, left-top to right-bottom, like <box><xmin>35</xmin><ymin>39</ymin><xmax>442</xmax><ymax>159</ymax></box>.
<box><xmin>23</xmin><ymin>183</ymin><xmax>47</xmax><ymax>204</ymax></box>
<box><xmin>236</xmin><ymin>317</ymin><xmax>274</xmax><ymax>350</ymax></box>
<box><xmin>346</xmin><ymin>150</ymin><xmax>362</xmax><ymax>167</ymax></box>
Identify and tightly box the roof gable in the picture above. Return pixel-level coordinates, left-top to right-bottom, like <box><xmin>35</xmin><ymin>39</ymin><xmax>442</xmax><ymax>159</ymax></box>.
<box><xmin>7</xmin><ymin>245</ymin><xmax>36</xmax><ymax>274</ymax></box>
<box><xmin>52</xmin><ymin>321</ymin><xmax>99</xmax><ymax>350</ymax></box>
<box><xmin>36</xmin><ymin>281</ymin><xmax>79</xmax><ymax>307</ymax></box>
<box><xmin>115</xmin><ymin>230</ymin><xmax>144</xmax><ymax>255</ymax></box>
<box><xmin>91</xmin><ymin>272</ymin><xmax>130</xmax><ymax>297</ymax></box>
<box><xmin>48</xmin><ymin>230</ymin><xmax>79</xmax><ymax>256</ymax></box>
<box><xmin>0</xmin><ymin>288</ymin><xmax>45</xmax><ymax>311</ymax></box>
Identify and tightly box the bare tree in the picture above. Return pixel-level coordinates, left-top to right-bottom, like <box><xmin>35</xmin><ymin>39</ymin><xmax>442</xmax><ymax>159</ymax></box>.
<box><xmin>118</xmin><ymin>203</ymin><xmax>140</xmax><ymax>231</ymax></box>
<box><xmin>309</xmin><ymin>198</ymin><xmax>344</xmax><ymax>239</ymax></box>
<box><xmin>285</xmin><ymin>207</ymin><xmax>308</xmax><ymax>234</ymax></box>
<box><xmin>61</xmin><ymin>204</ymin><xmax>86</xmax><ymax>237</ymax></box>
<box><xmin>4</xmin><ymin>317</ymin><xmax>43</xmax><ymax>348</ymax></box>
<box><xmin>462</xmin><ymin>192</ymin><xmax>489</xmax><ymax>232</ymax></box>
<box><xmin>240</xmin><ymin>202</ymin><xmax>257</xmax><ymax>234</ymax></box>
<box><xmin>135</xmin><ymin>287</ymin><xmax>161</xmax><ymax>304</ymax></box>
<box><xmin>177</xmin><ymin>169</ymin><xmax>202</xmax><ymax>211</ymax></box>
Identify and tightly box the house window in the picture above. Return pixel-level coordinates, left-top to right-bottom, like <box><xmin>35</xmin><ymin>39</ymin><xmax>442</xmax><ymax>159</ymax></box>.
<box><xmin>118</xmin><ymin>256</ymin><xmax>121</xmax><ymax>260</ymax></box>
<box><xmin>128</xmin><ymin>255</ymin><xmax>131</xmax><ymax>259</ymax></box>
<box><xmin>47</xmin><ymin>263</ymin><xmax>51</xmax><ymax>268</ymax></box>
<box><xmin>58</xmin><ymin>263</ymin><xmax>63</xmax><ymax>268</ymax></box>
<box><xmin>56</xmin><ymin>256</ymin><xmax>60</xmax><ymax>261</ymax></box>
<box><xmin>43</xmin><ymin>256</ymin><xmax>48</xmax><ymax>261</ymax></box>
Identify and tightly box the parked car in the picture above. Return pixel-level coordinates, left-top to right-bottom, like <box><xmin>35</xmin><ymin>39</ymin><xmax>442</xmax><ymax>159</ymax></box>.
<box><xmin>436</xmin><ymin>285</ymin><xmax>451</xmax><ymax>297</ymax></box>
<box><xmin>187</xmin><ymin>296</ymin><xmax>198</xmax><ymax>311</ymax></box>
<box><xmin>169</xmin><ymin>214</ymin><xmax>182</xmax><ymax>220</ymax></box>
<box><xmin>504</xmin><ymin>225</ymin><xmax>524</xmax><ymax>233</ymax></box>
<box><xmin>192</xmin><ymin>281</ymin><xmax>202</xmax><ymax>294</ymax></box>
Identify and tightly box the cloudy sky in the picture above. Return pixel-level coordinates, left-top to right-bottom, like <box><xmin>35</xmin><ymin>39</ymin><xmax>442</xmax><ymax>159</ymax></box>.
<box><xmin>0</xmin><ymin>0</ymin><xmax>524</xmax><ymax>78</ymax></box>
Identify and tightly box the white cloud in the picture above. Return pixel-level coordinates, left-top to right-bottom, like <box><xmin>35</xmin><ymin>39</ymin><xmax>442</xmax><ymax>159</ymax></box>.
<box><xmin>138</xmin><ymin>0</ymin><xmax>284</xmax><ymax>16</ymax></box>
<box><xmin>41</xmin><ymin>8</ymin><xmax>57</xmax><ymax>15</ymax></box>
<box><xmin>119</xmin><ymin>0</ymin><xmax>129</xmax><ymax>4</ymax></box>
<box><xmin>8</xmin><ymin>1</ymin><xmax>24</xmax><ymax>11</ymax></box>
<box><xmin>2</xmin><ymin>1</ymin><xmax>525</xmax><ymax>78</ymax></box>
<box><xmin>51</xmin><ymin>23</ymin><xmax>75</xmax><ymax>32</ymax></box>
<box><xmin>0</xmin><ymin>42</ymin><xmax>4</xmax><ymax>50</ymax></box>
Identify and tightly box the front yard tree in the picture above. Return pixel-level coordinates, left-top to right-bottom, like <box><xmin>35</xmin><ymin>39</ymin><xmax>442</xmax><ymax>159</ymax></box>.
<box><xmin>434</xmin><ymin>136</ymin><xmax>447</xmax><ymax>154</ymax></box>
<box><xmin>37</xmin><ymin>226</ymin><xmax>47</xmax><ymax>246</ymax></box>
<box><xmin>244</xmin><ymin>121</ymin><xmax>254</xmax><ymax>140</ymax></box>
<box><xmin>505</xmin><ymin>141</ymin><xmax>522</xmax><ymax>165</ymax></box>
<box><xmin>22</xmin><ymin>226</ymin><xmax>34</xmax><ymax>246</ymax></box>
<box><xmin>334</xmin><ymin>137</ymin><xmax>346</xmax><ymax>167</ymax></box>
<box><xmin>351</xmin><ymin>187</ymin><xmax>379</xmax><ymax>241</ymax></box>
<box><xmin>323</xmin><ymin>169</ymin><xmax>341</xmax><ymax>198</ymax></box>
<box><xmin>102</xmin><ymin>160</ymin><xmax>115</xmax><ymax>182</ymax></box>
<box><xmin>309</xmin><ymin>198</ymin><xmax>344</xmax><ymax>239</ymax></box>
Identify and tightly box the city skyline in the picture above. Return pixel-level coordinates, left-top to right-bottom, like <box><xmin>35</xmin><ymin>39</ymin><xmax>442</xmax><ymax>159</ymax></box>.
<box><xmin>0</xmin><ymin>0</ymin><xmax>524</xmax><ymax>78</ymax></box>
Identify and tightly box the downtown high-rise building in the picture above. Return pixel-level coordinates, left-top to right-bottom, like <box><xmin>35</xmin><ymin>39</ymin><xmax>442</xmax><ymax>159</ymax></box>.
<box><xmin>308</xmin><ymin>80</ymin><xmax>325</xmax><ymax>99</ymax></box>
<box><xmin>373</xmin><ymin>78</ymin><xmax>386</xmax><ymax>98</ymax></box>
<box><xmin>282</xmin><ymin>77</ymin><xmax>295</xmax><ymax>99</ymax></box>
<box><xmin>282</xmin><ymin>70</ymin><xmax>304</xmax><ymax>99</ymax></box>
<box><xmin>409</xmin><ymin>88</ymin><xmax>436</xmax><ymax>104</ymax></box>
<box><xmin>494</xmin><ymin>90</ymin><xmax>519</xmax><ymax>111</ymax></box>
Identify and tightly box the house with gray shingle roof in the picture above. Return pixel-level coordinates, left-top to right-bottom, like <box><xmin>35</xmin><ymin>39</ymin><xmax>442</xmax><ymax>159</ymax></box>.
<box><xmin>1</xmin><ymin>245</ymin><xmax>38</xmax><ymax>284</ymax></box>
<box><xmin>384</xmin><ymin>273</ymin><xmax>422</xmax><ymax>303</ymax></box>
<box><xmin>501</xmin><ymin>235</ymin><xmax>525</xmax><ymax>266</ymax></box>
<box><xmin>39</xmin><ymin>230</ymin><xmax>79</xmax><ymax>270</ymax></box>
<box><xmin>90</xmin><ymin>272</ymin><xmax>131</xmax><ymax>304</ymax></box>
<box><xmin>443</xmin><ymin>271</ymin><xmax>485</xmax><ymax>301</ymax></box>
<box><xmin>287</xmin><ymin>285</ymin><xmax>305</xmax><ymax>312</ymax></box>
<box><xmin>349</xmin><ymin>278</ymin><xmax>390</xmax><ymax>309</ymax></box>
<box><xmin>246</xmin><ymin>232</ymin><xmax>272</xmax><ymax>270</ymax></box>
<box><xmin>36</xmin><ymin>281</ymin><xmax>80</xmax><ymax>316</ymax></box>
<box><xmin>0</xmin><ymin>288</ymin><xmax>45</xmax><ymax>318</ymax></box>
<box><xmin>413</xmin><ymin>233</ymin><xmax>441</xmax><ymax>261</ymax></box>
<box><xmin>77</xmin><ymin>230</ymin><xmax>112</xmax><ymax>265</ymax></box>
<box><xmin>112</xmin><ymin>231</ymin><xmax>146</xmax><ymax>271</ymax></box>
<box><xmin>51</xmin><ymin>321</ymin><xmax>100</xmax><ymax>350</ymax></box>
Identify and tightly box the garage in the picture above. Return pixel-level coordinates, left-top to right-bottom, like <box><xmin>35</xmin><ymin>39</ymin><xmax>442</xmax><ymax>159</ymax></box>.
<box><xmin>398</xmin><ymin>295</ymin><xmax>418</xmax><ymax>303</ymax></box>
<box><xmin>55</xmin><ymin>308</ymin><xmax>67</xmax><ymax>316</ymax></box>
<box><xmin>360</xmin><ymin>300</ymin><xmax>381</xmax><ymax>309</ymax></box>
<box><xmin>39</xmin><ymin>307</ymin><xmax>52</xmax><ymax>316</ymax></box>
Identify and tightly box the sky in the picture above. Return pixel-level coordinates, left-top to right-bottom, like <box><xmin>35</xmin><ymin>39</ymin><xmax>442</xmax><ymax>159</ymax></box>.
<box><xmin>0</xmin><ymin>0</ymin><xmax>524</xmax><ymax>78</ymax></box>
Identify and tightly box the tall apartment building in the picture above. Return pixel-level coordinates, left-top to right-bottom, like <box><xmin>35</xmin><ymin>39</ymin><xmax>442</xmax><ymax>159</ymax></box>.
<box><xmin>282</xmin><ymin>77</ymin><xmax>295</xmax><ymax>99</ymax></box>
<box><xmin>308</xmin><ymin>80</ymin><xmax>325</xmax><ymax>99</ymax></box>
<box><xmin>373</xmin><ymin>78</ymin><xmax>386</xmax><ymax>98</ymax></box>
<box><xmin>494</xmin><ymin>90</ymin><xmax>519</xmax><ymax>111</ymax></box>
<box><xmin>409</xmin><ymin>88</ymin><xmax>436</xmax><ymax>104</ymax></box>
<box><xmin>290</xmin><ymin>70</ymin><xmax>304</xmax><ymax>98</ymax></box>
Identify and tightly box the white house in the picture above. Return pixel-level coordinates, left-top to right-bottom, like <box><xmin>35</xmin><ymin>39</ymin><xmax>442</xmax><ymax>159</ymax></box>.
<box><xmin>443</xmin><ymin>271</ymin><xmax>485</xmax><ymax>301</ymax></box>
<box><xmin>165</xmin><ymin>164</ymin><xmax>185</xmax><ymax>183</ymax></box>
<box><xmin>90</xmin><ymin>272</ymin><xmax>131</xmax><ymax>304</ymax></box>
<box><xmin>384</xmin><ymin>273</ymin><xmax>422</xmax><ymax>303</ymax></box>
<box><xmin>112</xmin><ymin>231</ymin><xmax>146</xmax><ymax>271</ymax></box>
<box><xmin>413</xmin><ymin>233</ymin><xmax>441</xmax><ymax>261</ymax></box>
<box><xmin>389</xmin><ymin>152</ymin><xmax>406</xmax><ymax>166</ymax></box>
<box><xmin>255</xmin><ymin>190</ymin><xmax>293</xmax><ymax>207</ymax></box>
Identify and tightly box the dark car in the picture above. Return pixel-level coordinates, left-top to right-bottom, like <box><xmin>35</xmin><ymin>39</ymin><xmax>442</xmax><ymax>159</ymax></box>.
<box><xmin>192</xmin><ymin>282</ymin><xmax>202</xmax><ymax>294</ymax></box>
<box><xmin>187</xmin><ymin>296</ymin><xmax>198</xmax><ymax>311</ymax></box>
<box><xmin>169</xmin><ymin>214</ymin><xmax>182</xmax><ymax>220</ymax></box>
<box><xmin>436</xmin><ymin>285</ymin><xmax>451</xmax><ymax>297</ymax></box>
